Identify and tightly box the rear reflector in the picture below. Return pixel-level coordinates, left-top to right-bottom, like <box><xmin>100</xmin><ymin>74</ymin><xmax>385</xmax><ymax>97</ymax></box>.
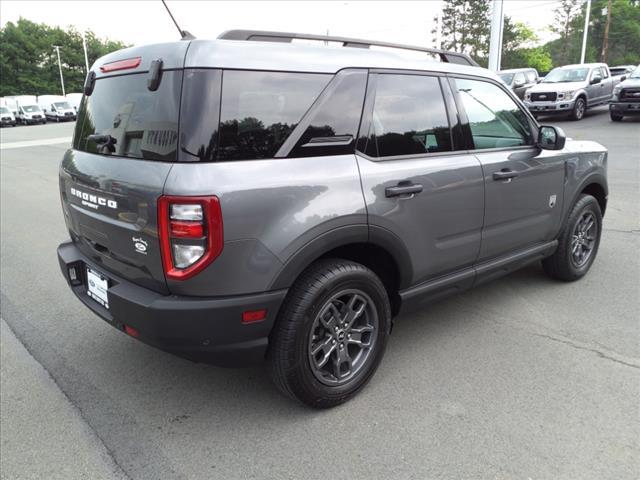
<box><xmin>242</xmin><ymin>309</ymin><xmax>267</xmax><ymax>324</ymax></box>
<box><xmin>100</xmin><ymin>57</ymin><xmax>142</xmax><ymax>73</ymax></box>
<box><xmin>124</xmin><ymin>325</ymin><xmax>140</xmax><ymax>338</ymax></box>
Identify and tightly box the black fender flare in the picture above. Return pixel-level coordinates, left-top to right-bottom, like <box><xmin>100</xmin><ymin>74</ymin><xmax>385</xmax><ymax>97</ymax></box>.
<box><xmin>268</xmin><ymin>224</ymin><xmax>413</xmax><ymax>291</ymax></box>
<box><xmin>564</xmin><ymin>172</ymin><xmax>608</xmax><ymax>226</ymax></box>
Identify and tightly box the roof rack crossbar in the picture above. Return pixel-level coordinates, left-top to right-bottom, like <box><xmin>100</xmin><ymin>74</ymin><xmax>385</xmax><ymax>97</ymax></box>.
<box><xmin>217</xmin><ymin>30</ymin><xmax>479</xmax><ymax>67</ymax></box>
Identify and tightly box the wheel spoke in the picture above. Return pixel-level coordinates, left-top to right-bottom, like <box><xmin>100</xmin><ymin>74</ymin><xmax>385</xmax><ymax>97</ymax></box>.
<box><xmin>312</xmin><ymin>339</ymin><xmax>336</xmax><ymax>369</ymax></box>
<box><xmin>332</xmin><ymin>345</ymin><xmax>352</xmax><ymax>380</ymax></box>
<box><xmin>343</xmin><ymin>294</ymin><xmax>366</xmax><ymax>328</ymax></box>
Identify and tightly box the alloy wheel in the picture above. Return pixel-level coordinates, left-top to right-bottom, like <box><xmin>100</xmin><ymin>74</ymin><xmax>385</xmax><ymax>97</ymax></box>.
<box><xmin>308</xmin><ymin>289</ymin><xmax>378</xmax><ymax>386</ymax></box>
<box><xmin>571</xmin><ymin>211</ymin><xmax>597</xmax><ymax>267</ymax></box>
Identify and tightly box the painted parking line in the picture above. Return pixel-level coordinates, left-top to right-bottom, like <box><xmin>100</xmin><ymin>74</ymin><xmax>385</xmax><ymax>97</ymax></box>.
<box><xmin>0</xmin><ymin>137</ymin><xmax>72</xmax><ymax>150</ymax></box>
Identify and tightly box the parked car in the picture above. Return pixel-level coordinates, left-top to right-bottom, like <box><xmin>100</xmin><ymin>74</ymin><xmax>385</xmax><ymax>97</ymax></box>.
<box><xmin>57</xmin><ymin>31</ymin><xmax>608</xmax><ymax>408</ymax></box>
<box><xmin>38</xmin><ymin>95</ymin><xmax>77</xmax><ymax>122</ymax></box>
<box><xmin>0</xmin><ymin>106</ymin><xmax>16</xmax><ymax>127</ymax></box>
<box><xmin>16</xmin><ymin>103</ymin><xmax>46</xmax><ymax>125</ymax></box>
<box><xmin>609</xmin><ymin>65</ymin><xmax>635</xmax><ymax>80</ymax></box>
<box><xmin>66</xmin><ymin>93</ymin><xmax>83</xmax><ymax>112</ymax></box>
<box><xmin>498</xmin><ymin>68</ymin><xmax>539</xmax><ymax>99</ymax></box>
<box><xmin>524</xmin><ymin>63</ymin><xmax>614</xmax><ymax>120</ymax></box>
<box><xmin>610</xmin><ymin>65</ymin><xmax>640</xmax><ymax>121</ymax></box>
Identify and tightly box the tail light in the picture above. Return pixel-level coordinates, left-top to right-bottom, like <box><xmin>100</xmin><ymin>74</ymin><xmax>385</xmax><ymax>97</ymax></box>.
<box><xmin>158</xmin><ymin>195</ymin><xmax>223</xmax><ymax>280</ymax></box>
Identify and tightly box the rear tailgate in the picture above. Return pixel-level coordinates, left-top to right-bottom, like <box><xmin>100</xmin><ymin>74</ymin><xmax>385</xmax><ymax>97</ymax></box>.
<box><xmin>60</xmin><ymin>42</ymin><xmax>189</xmax><ymax>293</ymax></box>
<box><xmin>60</xmin><ymin>152</ymin><xmax>172</xmax><ymax>293</ymax></box>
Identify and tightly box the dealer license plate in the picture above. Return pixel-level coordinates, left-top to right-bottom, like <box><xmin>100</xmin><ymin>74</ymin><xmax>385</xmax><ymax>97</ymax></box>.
<box><xmin>87</xmin><ymin>267</ymin><xmax>109</xmax><ymax>309</ymax></box>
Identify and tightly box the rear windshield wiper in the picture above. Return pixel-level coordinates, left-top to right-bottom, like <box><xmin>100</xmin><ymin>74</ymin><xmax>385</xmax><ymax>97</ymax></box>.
<box><xmin>87</xmin><ymin>134</ymin><xmax>117</xmax><ymax>154</ymax></box>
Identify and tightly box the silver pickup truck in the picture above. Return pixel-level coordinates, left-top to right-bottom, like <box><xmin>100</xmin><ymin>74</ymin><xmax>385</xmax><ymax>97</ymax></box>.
<box><xmin>525</xmin><ymin>63</ymin><xmax>614</xmax><ymax>120</ymax></box>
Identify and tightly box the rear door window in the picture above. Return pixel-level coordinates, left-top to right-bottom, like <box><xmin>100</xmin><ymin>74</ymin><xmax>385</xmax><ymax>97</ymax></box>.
<box><xmin>217</xmin><ymin>71</ymin><xmax>330</xmax><ymax>161</ymax></box>
<box><xmin>74</xmin><ymin>71</ymin><xmax>183</xmax><ymax>161</ymax></box>
<box><xmin>363</xmin><ymin>74</ymin><xmax>452</xmax><ymax>158</ymax></box>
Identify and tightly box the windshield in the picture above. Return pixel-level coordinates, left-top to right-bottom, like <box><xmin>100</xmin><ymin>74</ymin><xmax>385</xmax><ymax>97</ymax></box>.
<box><xmin>74</xmin><ymin>71</ymin><xmax>182</xmax><ymax>161</ymax></box>
<box><xmin>22</xmin><ymin>105</ymin><xmax>41</xmax><ymax>113</ymax></box>
<box><xmin>54</xmin><ymin>102</ymin><xmax>72</xmax><ymax>110</ymax></box>
<box><xmin>630</xmin><ymin>67</ymin><xmax>640</xmax><ymax>79</ymax></box>
<box><xmin>0</xmin><ymin>107</ymin><xmax>9</xmax><ymax>114</ymax></box>
<box><xmin>499</xmin><ymin>73</ymin><xmax>514</xmax><ymax>84</ymax></box>
<box><xmin>543</xmin><ymin>68</ymin><xmax>589</xmax><ymax>83</ymax></box>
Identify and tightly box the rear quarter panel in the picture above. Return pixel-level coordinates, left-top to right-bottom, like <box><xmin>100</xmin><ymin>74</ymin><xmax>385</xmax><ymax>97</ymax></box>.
<box><xmin>163</xmin><ymin>154</ymin><xmax>367</xmax><ymax>296</ymax></box>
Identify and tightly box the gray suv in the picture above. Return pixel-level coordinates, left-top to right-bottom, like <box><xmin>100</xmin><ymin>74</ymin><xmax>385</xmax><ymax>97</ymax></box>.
<box><xmin>57</xmin><ymin>31</ymin><xmax>608</xmax><ymax>408</ymax></box>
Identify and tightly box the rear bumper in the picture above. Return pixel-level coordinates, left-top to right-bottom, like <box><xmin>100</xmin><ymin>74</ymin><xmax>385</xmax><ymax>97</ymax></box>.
<box><xmin>609</xmin><ymin>102</ymin><xmax>640</xmax><ymax>115</ymax></box>
<box><xmin>57</xmin><ymin>241</ymin><xmax>286</xmax><ymax>366</ymax></box>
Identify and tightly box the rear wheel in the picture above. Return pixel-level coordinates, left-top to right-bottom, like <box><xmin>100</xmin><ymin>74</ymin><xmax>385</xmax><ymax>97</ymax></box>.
<box><xmin>268</xmin><ymin>259</ymin><xmax>391</xmax><ymax>408</ymax></box>
<box><xmin>610</xmin><ymin>111</ymin><xmax>623</xmax><ymax>122</ymax></box>
<box><xmin>570</xmin><ymin>97</ymin><xmax>586</xmax><ymax>121</ymax></box>
<box><xmin>542</xmin><ymin>194</ymin><xmax>602</xmax><ymax>281</ymax></box>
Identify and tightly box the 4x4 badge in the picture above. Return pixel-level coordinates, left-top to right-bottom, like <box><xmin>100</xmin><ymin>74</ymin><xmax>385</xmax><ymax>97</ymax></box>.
<box><xmin>132</xmin><ymin>237</ymin><xmax>148</xmax><ymax>255</ymax></box>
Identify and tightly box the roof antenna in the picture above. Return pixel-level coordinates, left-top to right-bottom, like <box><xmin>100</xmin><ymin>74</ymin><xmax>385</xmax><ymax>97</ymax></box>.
<box><xmin>161</xmin><ymin>0</ymin><xmax>195</xmax><ymax>40</ymax></box>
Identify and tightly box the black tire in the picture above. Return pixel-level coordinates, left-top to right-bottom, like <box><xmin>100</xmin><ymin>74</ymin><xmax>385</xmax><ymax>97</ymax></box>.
<box><xmin>542</xmin><ymin>194</ymin><xmax>602</xmax><ymax>281</ymax></box>
<box><xmin>268</xmin><ymin>259</ymin><xmax>391</xmax><ymax>408</ymax></box>
<box><xmin>570</xmin><ymin>97</ymin><xmax>586</xmax><ymax>121</ymax></box>
<box><xmin>610</xmin><ymin>112</ymin><xmax>623</xmax><ymax>122</ymax></box>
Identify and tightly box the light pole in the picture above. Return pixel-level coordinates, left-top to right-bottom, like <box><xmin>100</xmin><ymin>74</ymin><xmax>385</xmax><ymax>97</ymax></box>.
<box><xmin>488</xmin><ymin>0</ymin><xmax>505</xmax><ymax>71</ymax></box>
<box><xmin>580</xmin><ymin>0</ymin><xmax>591</xmax><ymax>64</ymax></box>
<box><xmin>81</xmin><ymin>31</ymin><xmax>90</xmax><ymax>73</ymax></box>
<box><xmin>53</xmin><ymin>45</ymin><xmax>65</xmax><ymax>96</ymax></box>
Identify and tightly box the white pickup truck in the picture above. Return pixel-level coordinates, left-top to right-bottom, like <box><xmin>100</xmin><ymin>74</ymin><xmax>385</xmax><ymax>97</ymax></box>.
<box><xmin>524</xmin><ymin>63</ymin><xmax>615</xmax><ymax>121</ymax></box>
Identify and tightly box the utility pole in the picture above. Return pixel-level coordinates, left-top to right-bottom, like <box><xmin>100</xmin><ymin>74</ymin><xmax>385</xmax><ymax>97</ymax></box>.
<box><xmin>81</xmin><ymin>31</ymin><xmax>90</xmax><ymax>73</ymax></box>
<box><xmin>580</xmin><ymin>0</ymin><xmax>591</xmax><ymax>64</ymax></box>
<box><xmin>53</xmin><ymin>45</ymin><xmax>65</xmax><ymax>97</ymax></box>
<box><xmin>601</xmin><ymin>0</ymin><xmax>612</xmax><ymax>62</ymax></box>
<box><xmin>488</xmin><ymin>0</ymin><xmax>504</xmax><ymax>71</ymax></box>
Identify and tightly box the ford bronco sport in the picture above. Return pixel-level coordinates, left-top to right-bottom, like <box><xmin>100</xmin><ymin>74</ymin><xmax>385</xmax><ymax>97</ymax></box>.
<box><xmin>58</xmin><ymin>30</ymin><xmax>608</xmax><ymax>408</ymax></box>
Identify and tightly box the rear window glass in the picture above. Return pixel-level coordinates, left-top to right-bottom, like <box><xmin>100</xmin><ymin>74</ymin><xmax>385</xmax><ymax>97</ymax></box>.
<box><xmin>217</xmin><ymin>70</ymin><xmax>330</xmax><ymax>161</ymax></box>
<box><xmin>364</xmin><ymin>74</ymin><xmax>452</xmax><ymax>157</ymax></box>
<box><xmin>73</xmin><ymin>71</ymin><xmax>182</xmax><ymax>161</ymax></box>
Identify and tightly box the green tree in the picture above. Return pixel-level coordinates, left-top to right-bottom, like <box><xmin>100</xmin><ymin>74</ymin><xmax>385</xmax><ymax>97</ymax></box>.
<box><xmin>550</xmin><ymin>0</ymin><xmax>583</xmax><ymax>66</ymax></box>
<box><xmin>543</xmin><ymin>0</ymin><xmax>640</xmax><ymax>66</ymax></box>
<box><xmin>0</xmin><ymin>18</ymin><xmax>128</xmax><ymax>97</ymax></box>
<box><xmin>433</xmin><ymin>0</ymin><xmax>492</xmax><ymax>66</ymax></box>
<box><xmin>501</xmin><ymin>18</ymin><xmax>553</xmax><ymax>72</ymax></box>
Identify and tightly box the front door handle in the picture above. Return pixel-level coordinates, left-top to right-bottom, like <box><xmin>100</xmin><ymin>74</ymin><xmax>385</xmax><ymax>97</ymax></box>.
<box><xmin>493</xmin><ymin>169</ymin><xmax>519</xmax><ymax>181</ymax></box>
<box><xmin>385</xmin><ymin>181</ymin><xmax>423</xmax><ymax>197</ymax></box>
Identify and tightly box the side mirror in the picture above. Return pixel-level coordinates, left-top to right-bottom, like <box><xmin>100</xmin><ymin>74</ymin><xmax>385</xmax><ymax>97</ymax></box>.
<box><xmin>621</xmin><ymin>75</ymin><xmax>627</xmax><ymax>81</ymax></box>
<box><xmin>538</xmin><ymin>125</ymin><xmax>566</xmax><ymax>150</ymax></box>
<box><xmin>590</xmin><ymin>76</ymin><xmax>602</xmax><ymax>85</ymax></box>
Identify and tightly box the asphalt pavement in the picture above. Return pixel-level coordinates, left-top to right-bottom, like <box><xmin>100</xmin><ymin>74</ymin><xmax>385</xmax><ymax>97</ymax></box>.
<box><xmin>0</xmin><ymin>108</ymin><xmax>638</xmax><ymax>479</ymax></box>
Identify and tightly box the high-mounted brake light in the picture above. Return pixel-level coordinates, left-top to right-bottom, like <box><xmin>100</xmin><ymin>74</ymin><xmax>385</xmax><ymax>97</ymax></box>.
<box><xmin>100</xmin><ymin>57</ymin><xmax>142</xmax><ymax>73</ymax></box>
<box><xmin>158</xmin><ymin>196</ymin><xmax>223</xmax><ymax>280</ymax></box>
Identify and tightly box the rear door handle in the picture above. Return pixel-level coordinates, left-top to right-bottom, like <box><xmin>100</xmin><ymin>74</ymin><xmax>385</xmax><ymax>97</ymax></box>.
<box><xmin>385</xmin><ymin>182</ymin><xmax>423</xmax><ymax>197</ymax></box>
<box><xmin>493</xmin><ymin>169</ymin><xmax>519</xmax><ymax>181</ymax></box>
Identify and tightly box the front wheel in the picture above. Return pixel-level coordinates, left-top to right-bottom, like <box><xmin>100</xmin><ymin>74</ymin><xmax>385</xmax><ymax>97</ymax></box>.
<box><xmin>542</xmin><ymin>194</ymin><xmax>602</xmax><ymax>281</ymax></box>
<box><xmin>610</xmin><ymin>111</ymin><xmax>623</xmax><ymax>122</ymax></box>
<box><xmin>268</xmin><ymin>259</ymin><xmax>391</xmax><ymax>408</ymax></box>
<box><xmin>570</xmin><ymin>97</ymin><xmax>586</xmax><ymax>121</ymax></box>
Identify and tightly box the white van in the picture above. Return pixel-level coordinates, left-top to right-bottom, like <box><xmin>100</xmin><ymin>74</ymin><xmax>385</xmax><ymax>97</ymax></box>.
<box><xmin>16</xmin><ymin>103</ymin><xmax>46</xmax><ymax>125</ymax></box>
<box><xmin>65</xmin><ymin>93</ymin><xmax>83</xmax><ymax>112</ymax></box>
<box><xmin>0</xmin><ymin>105</ymin><xmax>17</xmax><ymax>127</ymax></box>
<box><xmin>39</xmin><ymin>95</ymin><xmax>77</xmax><ymax>122</ymax></box>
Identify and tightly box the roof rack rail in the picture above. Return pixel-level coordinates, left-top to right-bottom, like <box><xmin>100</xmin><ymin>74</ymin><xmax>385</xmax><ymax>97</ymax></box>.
<box><xmin>217</xmin><ymin>30</ymin><xmax>479</xmax><ymax>67</ymax></box>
